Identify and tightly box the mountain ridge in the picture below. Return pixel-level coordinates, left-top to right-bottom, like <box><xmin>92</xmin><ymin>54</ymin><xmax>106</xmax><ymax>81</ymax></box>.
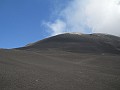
<box><xmin>0</xmin><ymin>33</ymin><xmax>120</xmax><ymax>90</ymax></box>
<box><xmin>17</xmin><ymin>33</ymin><xmax>120</xmax><ymax>54</ymax></box>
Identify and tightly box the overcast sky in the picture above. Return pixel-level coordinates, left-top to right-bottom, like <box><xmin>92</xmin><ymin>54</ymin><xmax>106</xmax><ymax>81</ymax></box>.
<box><xmin>0</xmin><ymin>0</ymin><xmax>120</xmax><ymax>48</ymax></box>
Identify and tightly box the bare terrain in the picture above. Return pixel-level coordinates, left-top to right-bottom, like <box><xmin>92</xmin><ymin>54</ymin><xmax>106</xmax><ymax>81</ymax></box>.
<box><xmin>0</xmin><ymin>33</ymin><xmax>120</xmax><ymax>90</ymax></box>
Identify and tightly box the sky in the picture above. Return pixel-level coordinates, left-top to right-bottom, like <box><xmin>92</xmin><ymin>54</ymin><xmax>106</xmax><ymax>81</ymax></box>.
<box><xmin>0</xmin><ymin>0</ymin><xmax>120</xmax><ymax>48</ymax></box>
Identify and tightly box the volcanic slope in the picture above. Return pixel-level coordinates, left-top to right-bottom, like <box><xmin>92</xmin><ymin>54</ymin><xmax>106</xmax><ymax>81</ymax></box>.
<box><xmin>0</xmin><ymin>33</ymin><xmax>120</xmax><ymax>90</ymax></box>
<box><xmin>18</xmin><ymin>33</ymin><xmax>120</xmax><ymax>54</ymax></box>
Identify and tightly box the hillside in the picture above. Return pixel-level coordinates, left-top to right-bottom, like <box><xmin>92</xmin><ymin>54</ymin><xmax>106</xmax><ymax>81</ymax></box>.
<box><xmin>0</xmin><ymin>33</ymin><xmax>120</xmax><ymax>90</ymax></box>
<box><xmin>18</xmin><ymin>33</ymin><xmax>120</xmax><ymax>54</ymax></box>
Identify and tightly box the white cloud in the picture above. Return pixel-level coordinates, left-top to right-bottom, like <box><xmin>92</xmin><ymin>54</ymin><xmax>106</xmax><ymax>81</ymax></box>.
<box><xmin>45</xmin><ymin>0</ymin><xmax>120</xmax><ymax>36</ymax></box>
<box><xmin>86</xmin><ymin>0</ymin><xmax>120</xmax><ymax>36</ymax></box>
<box><xmin>46</xmin><ymin>19</ymin><xmax>66</xmax><ymax>35</ymax></box>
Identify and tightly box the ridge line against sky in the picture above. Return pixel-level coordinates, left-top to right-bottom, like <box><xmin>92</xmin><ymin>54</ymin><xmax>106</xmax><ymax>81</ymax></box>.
<box><xmin>0</xmin><ymin>0</ymin><xmax>120</xmax><ymax>48</ymax></box>
<box><xmin>44</xmin><ymin>0</ymin><xmax>120</xmax><ymax>36</ymax></box>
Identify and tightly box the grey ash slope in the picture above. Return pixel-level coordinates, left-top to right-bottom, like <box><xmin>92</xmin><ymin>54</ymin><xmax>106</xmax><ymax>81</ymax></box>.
<box><xmin>0</xmin><ymin>33</ymin><xmax>120</xmax><ymax>90</ymax></box>
<box><xmin>18</xmin><ymin>33</ymin><xmax>120</xmax><ymax>54</ymax></box>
